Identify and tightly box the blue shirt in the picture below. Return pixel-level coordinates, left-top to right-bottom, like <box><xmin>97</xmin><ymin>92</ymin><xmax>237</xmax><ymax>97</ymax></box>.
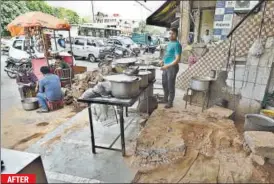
<box><xmin>163</xmin><ymin>41</ymin><xmax>182</xmax><ymax>65</ymax></box>
<box><xmin>39</xmin><ymin>74</ymin><xmax>62</xmax><ymax>101</ymax></box>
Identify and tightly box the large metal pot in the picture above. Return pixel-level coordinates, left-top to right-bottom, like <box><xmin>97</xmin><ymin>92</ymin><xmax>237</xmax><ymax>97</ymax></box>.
<box><xmin>21</xmin><ymin>97</ymin><xmax>39</xmax><ymax>111</ymax></box>
<box><xmin>190</xmin><ymin>76</ymin><xmax>212</xmax><ymax>91</ymax></box>
<box><xmin>104</xmin><ymin>74</ymin><xmax>140</xmax><ymax>99</ymax></box>
<box><xmin>137</xmin><ymin>71</ymin><xmax>151</xmax><ymax>88</ymax></box>
<box><xmin>244</xmin><ymin>114</ymin><xmax>274</xmax><ymax>132</ymax></box>
<box><xmin>139</xmin><ymin>65</ymin><xmax>156</xmax><ymax>82</ymax></box>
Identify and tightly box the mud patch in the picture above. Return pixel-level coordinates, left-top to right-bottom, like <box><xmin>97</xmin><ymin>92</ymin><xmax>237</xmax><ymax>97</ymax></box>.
<box><xmin>11</xmin><ymin>133</ymin><xmax>45</xmax><ymax>149</ymax></box>
<box><xmin>129</xmin><ymin>106</ymin><xmax>271</xmax><ymax>183</ymax></box>
<box><xmin>42</xmin><ymin>135</ymin><xmax>62</xmax><ymax>148</ymax></box>
<box><xmin>36</xmin><ymin>122</ymin><xmax>49</xmax><ymax>127</ymax></box>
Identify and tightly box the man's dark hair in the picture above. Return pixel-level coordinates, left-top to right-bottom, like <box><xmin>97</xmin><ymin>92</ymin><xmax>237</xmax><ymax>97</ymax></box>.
<box><xmin>40</xmin><ymin>66</ymin><xmax>50</xmax><ymax>74</ymax></box>
<box><xmin>170</xmin><ymin>27</ymin><xmax>178</xmax><ymax>36</ymax></box>
<box><xmin>55</xmin><ymin>55</ymin><xmax>63</xmax><ymax>60</ymax></box>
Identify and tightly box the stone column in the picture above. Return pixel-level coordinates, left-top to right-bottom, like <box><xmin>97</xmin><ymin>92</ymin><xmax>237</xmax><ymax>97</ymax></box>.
<box><xmin>193</xmin><ymin>9</ymin><xmax>201</xmax><ymax>43</ymax></box>
<box><xmin>180</xmin><ymin>0</ymin><xmax>191</xmax><ymax>45</ymax></box>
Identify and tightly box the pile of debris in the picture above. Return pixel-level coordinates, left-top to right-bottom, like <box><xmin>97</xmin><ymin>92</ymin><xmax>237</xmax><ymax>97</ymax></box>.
<box><xmin>62</xmin><ymin>70</ymin><xmax>104</xmax><ymax>108</ymax></box>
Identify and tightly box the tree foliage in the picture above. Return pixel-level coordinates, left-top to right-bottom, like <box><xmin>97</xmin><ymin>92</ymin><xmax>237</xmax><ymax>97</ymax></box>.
<box><xmin>1</xmin><ymin>0</ymin><xmax>29</xmax><ymax>36</ymax></box>
<box><xmin>26</xmin><ymin>1</ymin><xmax>54</xmax><ymax>15</ymax></box>
<box><xmin>55</xmin><ymin>7</ymin><xmax>80</xmax><ymax>24</ymax></box>
<box><xmin>1</xmin><ymin>0</ymin><xmax>81</xmax><ymax>36</ymax></box>
<box><xmin>134</xmin><ymin>21</ymin><xmax>163</xmax><ymax>35</ymax></box>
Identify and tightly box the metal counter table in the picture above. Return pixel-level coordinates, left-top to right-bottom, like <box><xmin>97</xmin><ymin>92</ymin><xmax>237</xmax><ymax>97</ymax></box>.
<box><xmin>78</xmin><ymin>80</ymin><xmax>155</xmax><ymax>156</ymax></box>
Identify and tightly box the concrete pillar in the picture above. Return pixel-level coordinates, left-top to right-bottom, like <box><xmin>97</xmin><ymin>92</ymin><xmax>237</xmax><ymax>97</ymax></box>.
<box><xmin>193</xmin><ymin>10</ymin><xmax>201</xmax><ymax>43</ymax></box>
<box><xmin>180</xmin><ymin>0</ymin><xmax>191</xmax><ymax>45</ymax></box>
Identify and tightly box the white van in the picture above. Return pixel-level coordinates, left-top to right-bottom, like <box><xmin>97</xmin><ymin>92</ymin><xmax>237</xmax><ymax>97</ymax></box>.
<box><xmin>69</xmin><ymin>36</ymin><xmax>112</xmax><ymax>62</ymax></box>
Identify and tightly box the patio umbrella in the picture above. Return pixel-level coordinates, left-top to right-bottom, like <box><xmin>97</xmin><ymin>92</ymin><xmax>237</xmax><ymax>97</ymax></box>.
<box><xmin>7</xmin><ymin>11</ymin><xmax>71</xmax><ymax>36</ymax></box>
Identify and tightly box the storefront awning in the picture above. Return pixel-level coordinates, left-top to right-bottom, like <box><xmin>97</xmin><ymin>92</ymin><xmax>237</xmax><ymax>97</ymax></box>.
<box><xmin>146</xmin><ymin>0</ymin><xmax>179</xmax><ymax>28</ymax></box>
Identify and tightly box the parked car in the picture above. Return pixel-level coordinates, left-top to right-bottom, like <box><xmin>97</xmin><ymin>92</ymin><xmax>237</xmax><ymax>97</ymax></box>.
<box><xmin>1</xmin><ymin>38</ymin><xmax>11</xmax><ymax>55</ymax></box>
<box><xmin>8</xmin><ymin>36</ymin><xmax>76</xmax><ymax>65</ymax></box>
<box><xmin>68</xmin><ymin>36</ymin><xmax>112</xmax><ymax>62</ymax></box>
<box><xmin>108</xmin><ymin>36</ymin><xmax>141</xmax><ymax>56</ymax></box>
<box><xmin>8</xmin><ymin>36</ymin><xmax>44</xmax><ymax>60</ymax></box>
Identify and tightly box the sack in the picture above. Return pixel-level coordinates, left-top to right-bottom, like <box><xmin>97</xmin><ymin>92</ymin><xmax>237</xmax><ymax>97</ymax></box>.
<box><xmin>249</xmin><ymin>39</ymin><xmax>264</xmax><ymax>58</ymax></box>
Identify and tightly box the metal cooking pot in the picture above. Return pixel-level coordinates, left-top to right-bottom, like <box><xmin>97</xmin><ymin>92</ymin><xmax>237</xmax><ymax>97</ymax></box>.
<box><xmin>21</xmin><ymin>97</ymin><xmax>39</xmax><ymax>111</ymax></box>
<box><xmin>139</xmin><ymin>66</ymin><xmax>156</xmax><ymax>82</ymax></box>
<box><xmin>137</xmin><ymin>71</ymin><xmax>151</xmax><ymax>88</ymax></box>
<box><xmin>190</xmin><ymin>76</ymin><xmax>212</xmax><ymax>91</ymax></box>
<box><xmin>104</xmin><ymin>74</ymin><xmax>141</xmax><ymax>99</ymax></box>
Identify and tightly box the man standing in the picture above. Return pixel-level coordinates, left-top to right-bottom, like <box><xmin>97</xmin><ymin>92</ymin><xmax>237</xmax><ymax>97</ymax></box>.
<box><xmin>160</xmin><ymin>28</ymin><xmax>182</xmax><ymax>108</ymax></box>
<box><xmin>57</xmin><ymin>34</ymin><xmax>66</xmax><ymax>49</ymax></box>
<box><xmin>36</xmin><ymin>66</ymin><xmax>63</xmax><ymax>113</ymax></box>
<box><xmin>202</xmin><ymin>29</ymin><xmax>212</xmax><ymax>45</ymax></box>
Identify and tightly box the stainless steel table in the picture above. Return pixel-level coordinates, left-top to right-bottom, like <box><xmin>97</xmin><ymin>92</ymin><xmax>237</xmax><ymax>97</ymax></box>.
<box><xmin>78</xmin><ymin>80</ymin><xmax>155</xmax><ymax>156</ymax></box>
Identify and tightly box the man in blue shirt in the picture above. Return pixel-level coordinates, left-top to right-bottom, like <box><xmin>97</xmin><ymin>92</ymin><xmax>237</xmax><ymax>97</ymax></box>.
<box><xmin>36</xmin><ymin>66</ymin><xmax>63</xmax><ymax>113</ymax></box>
<box><xmin>160</xmin><ymin>28</ymin><xmax>182</xmax><ymax>108</ymax></box>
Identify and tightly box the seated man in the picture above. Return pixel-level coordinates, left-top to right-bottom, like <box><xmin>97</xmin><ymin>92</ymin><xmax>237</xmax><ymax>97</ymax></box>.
<box><xmin>36</xmin><ymin>66</ymin><xmax>63</xmax><ymax>113</ymax></box>
<box><xmin>55</xmin><ymin>56</ymin><xmax>69</xmax><ymax>69</ymax></box>
<box><xmin>16</xmin><ymin>69</ymin><xmax>38</xmax><ymax>99</ymax></box>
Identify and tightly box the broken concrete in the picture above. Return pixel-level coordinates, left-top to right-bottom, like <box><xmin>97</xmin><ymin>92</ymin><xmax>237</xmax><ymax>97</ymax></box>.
<box><xmin>244</xmin><ymin>131</ymin><xmax>274</xmax><ymax>159</ymax></box>
<box><xmin>268</xmin><ymin>158</ymin><xmax>274</xmax><ymax>165</ymax></box>
<box><xmin>205</xmin><ymin>105</ymin><xmax>234</xmax><ymax>119</ymax></box>
<box><xmin>250</xmin><ymin>153</ymin><xmax>265</xmax><ymax>166</ymax></box>
<box><xmin>128</xmin><ymin>105</ymin><xmax>264</xmax><ymax>183</ymax></box>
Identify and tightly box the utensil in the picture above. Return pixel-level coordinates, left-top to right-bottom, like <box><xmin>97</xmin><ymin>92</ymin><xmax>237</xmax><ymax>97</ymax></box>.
<box><xmin>123</xmin><ymin>66</ymin><xmax>139</xmax><ymax>76</ymax></box>
<box><xmin>190</xmin><ymin>76</ymin><xmax>213</xmax><ymax>91</ymax></box>
<box><xmin>137</xmin><ymin>71</ymin><xmax>151</xmax><ymax>88</ymax></box>
<box><xmin>21</xmin><ymin>97</ymin><xmax>39</xmax><ymax>111</ymax></box>
<box><xmin>244</xmin><ymin>114</ymin><xmax>274</xmax><ymax>132</ymax></box>
<box><xmin>139</xmin><ymin>65</ymin><xmax>156</xmax><ymax>82</ymax></box>
<box><xmin>104</xmin><ymin>74</ymin><xmax>141</xmax><ymax>99</ymax></box>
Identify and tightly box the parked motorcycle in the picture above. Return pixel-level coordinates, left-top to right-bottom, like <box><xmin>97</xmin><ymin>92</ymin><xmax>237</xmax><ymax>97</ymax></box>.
<box><xmin>143</xmin><ymin>45</ymin><xmax>157</xmax><ymax>54</ymax></box>
<box><xmin>123</xmin><ymin>45</ymin><xmax>139</xmax><ymax>57</ymax></box>
<box><xmin>4</xmin><ymin>56</ymin><xmax>34</xmax><ymax>79</ymax></box>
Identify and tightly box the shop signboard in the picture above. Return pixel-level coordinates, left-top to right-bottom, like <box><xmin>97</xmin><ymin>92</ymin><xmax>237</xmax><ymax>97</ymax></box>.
<box><xmin>213</xmin><ymin>0</ymin><xmax>235</xmax><ymax>41</ymax></box>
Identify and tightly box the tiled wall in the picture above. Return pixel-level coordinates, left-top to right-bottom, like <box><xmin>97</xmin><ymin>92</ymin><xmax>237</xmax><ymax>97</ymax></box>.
<box><xmin>267</xmin><ymin>62</ymin><xmax>274</xmax><ymax>93</ymax></box>
<box><xmin>176</xmin><ymin>1</ymin><xmax>274</xmax><ymax>90</ymax></box>
<box><xmin>234</xmin><ymin>44</ymin><xmax>274</xmax><ymax>115</ymax></box>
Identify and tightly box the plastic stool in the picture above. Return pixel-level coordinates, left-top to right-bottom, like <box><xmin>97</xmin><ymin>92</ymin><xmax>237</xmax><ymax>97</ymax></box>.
<box><xmin>46</xmin><ymin>99</ymin><xmax>64</xmax><ymax>111</ymax></box>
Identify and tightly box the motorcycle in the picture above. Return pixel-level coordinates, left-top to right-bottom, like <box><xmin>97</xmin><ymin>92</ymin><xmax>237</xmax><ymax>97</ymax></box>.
<box><xmin>143</xmin><ymin>45</ymin><xmax>156</xmax><ymax>54</ymax></box>
<box><xmin>123</xmin><ymin>45</ymin><xmax>138</xmax><ymax>57</ymax></box>
<box><xmin>4</xmin><ymin>56</ymin><xmax>34</xmax><ymax>79</ymax></box>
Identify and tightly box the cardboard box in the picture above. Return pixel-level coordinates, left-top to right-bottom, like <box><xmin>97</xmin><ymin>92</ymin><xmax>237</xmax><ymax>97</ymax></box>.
<box><xmin>73</xmin><ymin>66</ymin><xmax>87</xmax><ymax>75</ymax></box>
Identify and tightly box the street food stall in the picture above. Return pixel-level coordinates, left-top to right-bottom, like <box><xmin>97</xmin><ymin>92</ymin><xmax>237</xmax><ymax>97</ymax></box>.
<box><xmin>7</xmin><ymin>11</ymin><xmax>75</xmax><ymax>80</ymax></box>
<box><xmin>78</xmin><ymin>58</ymin><xmax>158</xmax><ymax>156</ymax></box>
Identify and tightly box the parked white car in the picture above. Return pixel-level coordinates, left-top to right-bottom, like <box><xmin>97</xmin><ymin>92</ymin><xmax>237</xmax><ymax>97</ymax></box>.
<box><xmin>1</xmin><ymin>38</ymin><xmax>12</xmax><ymax>55</ymax></box>
<box><xmin>68</xmin><ymin>36</ymin><xmax>112</xmax><ymax>62</ymax></box>
<box><xmin>8</xmin><ymin>36</ymin><xmax>76</xmax><ymax>65</ymax></box>
<box><xmin>8</xmin><ymin>36</ymin><xmax>44</xmax><ymax>60</ymax></box>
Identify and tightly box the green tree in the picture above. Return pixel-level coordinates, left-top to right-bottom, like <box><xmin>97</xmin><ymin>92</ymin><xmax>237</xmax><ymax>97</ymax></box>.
<box><xmin>1</xmin><ymin>1</ymin><xmax>29</xmax><ymax>36</ymax></box>
<box><xmin>80</xmin><ymin>16</ymin><xmax>90</xmax><ymax>24</ymax></box>
<box><xmin>26</xmin><ymin>1</ymin><xmax>54</xmax><ymax>15</ymax></box>
<box><xmin>1</xmin><ymin>0</ymin><xmax>81</xmax><ymax>36</ymax></box>
<box><xmin>53</xmin><ymin>7</ymin><xmax>80</xmax><ymax>24</ymax></box>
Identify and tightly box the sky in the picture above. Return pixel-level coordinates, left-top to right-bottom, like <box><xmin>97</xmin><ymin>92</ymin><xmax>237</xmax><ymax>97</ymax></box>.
<box><xmin>46</xmin><ymin>1</ymin><xmax>165</xmax><ymax>20</ymax></box>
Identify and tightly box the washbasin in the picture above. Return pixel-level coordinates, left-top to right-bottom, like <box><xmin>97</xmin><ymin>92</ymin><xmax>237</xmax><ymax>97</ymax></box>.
<box><xmin>244</xmin><ymin>114</ymin><xmax>274</xmax><ymax>132</ymax></box>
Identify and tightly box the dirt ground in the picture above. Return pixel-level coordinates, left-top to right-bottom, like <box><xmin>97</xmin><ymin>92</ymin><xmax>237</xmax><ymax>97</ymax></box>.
<box><xmin>127</xmin><ymin>104</ymin><xmax>274</xmax><ymax>183</ymax></box>
<box><xmin>1</xmin><ymin>105</ymin><xmax>78</xmax><ymax>151</ymax></box>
